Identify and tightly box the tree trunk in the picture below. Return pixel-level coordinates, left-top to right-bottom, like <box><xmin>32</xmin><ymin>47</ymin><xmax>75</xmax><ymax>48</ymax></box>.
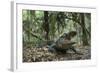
<box><xmin>27</xmin><ymin>11</ymin><xmax>31</xmax><ymax>42</ymax></box>
<box><xmin>43</xmin><ymin>11</ymin><xmax>49</xmax><ymax>40</ymax></box>
<box><xmin>80</xmin><ymin>13</ymin><xmax>89</xmax><ymax>46</ymax></box>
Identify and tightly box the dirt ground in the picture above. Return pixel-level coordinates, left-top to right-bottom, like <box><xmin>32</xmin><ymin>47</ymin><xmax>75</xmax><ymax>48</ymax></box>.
<box><xmin>23</xmin><ymin>46</ymin><xmax>91</xmax><ymax>62</ymax></box>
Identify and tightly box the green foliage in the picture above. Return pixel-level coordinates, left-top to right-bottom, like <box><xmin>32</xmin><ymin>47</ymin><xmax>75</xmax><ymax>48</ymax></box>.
<box><xmin>22</xmin><ymin>10</ymin><xmax>91</xmax><ymax>47</ymax></box>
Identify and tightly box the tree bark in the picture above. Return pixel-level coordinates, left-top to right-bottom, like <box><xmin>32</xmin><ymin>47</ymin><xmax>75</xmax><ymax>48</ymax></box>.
<box><xmin>80</xmin><ymin>13</ymin><xmax>89</xmax><ymax>46</ymax></box>
<box><xmin>43</xmin><ymin>11</ymin><xmax>49</xmax><ymax>40</ymax></box>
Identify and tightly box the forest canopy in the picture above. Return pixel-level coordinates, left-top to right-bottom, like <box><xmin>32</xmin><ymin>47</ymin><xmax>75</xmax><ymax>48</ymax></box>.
<box><xmin>22</xmin><ymin>10</ymin><xmax>91</xmax><ymax>48</ymax></box>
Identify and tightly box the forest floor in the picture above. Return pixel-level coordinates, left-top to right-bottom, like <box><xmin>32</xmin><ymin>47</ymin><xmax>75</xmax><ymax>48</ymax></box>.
<box><xmin>23</xmin><ymin>46</ymin><xmax>91</xmax><ymax>62</ymax></box>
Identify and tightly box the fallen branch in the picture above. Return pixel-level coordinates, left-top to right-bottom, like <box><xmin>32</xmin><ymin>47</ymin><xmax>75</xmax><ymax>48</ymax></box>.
<box><xmin>24</xmin><ymin>28</ymin><xmax>44</xmax><ymax>41</ymax></box>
